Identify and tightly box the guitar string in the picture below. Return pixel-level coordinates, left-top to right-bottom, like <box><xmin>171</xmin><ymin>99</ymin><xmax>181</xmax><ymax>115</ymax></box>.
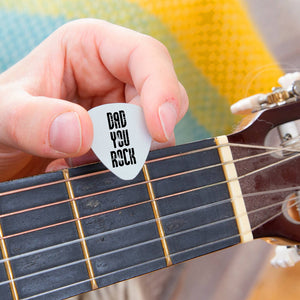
<box><xmin>1</xmin><ymin>164</ymin><xmax>299</xmax><ymax>297</ymax></box>
<box><xmin>0</xmin><ymin>143</ymin><xmax>299</xmax><ymax>296</ymax></box>
<box><xmin>0</xmin><ymin>144</ymin><xmax>294</xmax><ymax>220</ymax></box>
<box><xmin>0</xmin><ymin>143</ymin><xmax>220</xmax><ymax>197</ymax></box>
<box><xmin>0</xmin><ymin>154</ymin><xmax>299</xmax><ymax>286</ymax></box>
<box><xmin>2</xmin><ymin>199</ymin><xmax>299</xmax><ymax>300</ymax></box>
<box><xmin>0</xmin><ymin>145</ymin><xmax>293</xmax><ymax>274</ymax></box>
<box><xmin>0</xmin><ymin>183</ymin><xmax>295</xmax><ymax>263</ymax></box>
<box><xmin>0</xmin><ymin>148</ymin><xmax>299</xmax><ymax>242</ymax></box>
<box><xmin>0</xmin><ymin>184</ymin><xmax>298</xmax><ymax>266</ymax></box>
<box><xmin>0</xmin><ymin>145</ymin><xmax>296</xmax><ymax>272</ymax></box>
<box><xmin>22</xmin><ymin>236</ymin><xmax>241</xmax><ymax>299</ymax></box>
<box><xmin>24</xmin><ymin>239</ymin><xmax>243</xmax><ymax>299</ymax></box>
<box><xmin>0</xmin><ymin>141</ymin><xmax>298</xmax><ymax>198</ymax></box>
<box><xmin>0</xmin><ymin>190</ymin><xmax>298</xmax><ymax>288</ymax></box>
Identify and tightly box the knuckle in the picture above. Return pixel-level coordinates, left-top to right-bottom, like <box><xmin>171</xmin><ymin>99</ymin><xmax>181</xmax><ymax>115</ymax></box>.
<box><xmin>142</xmin><ymin>35</ymin><xmax>171</xmax><ymax>58</ymax></box>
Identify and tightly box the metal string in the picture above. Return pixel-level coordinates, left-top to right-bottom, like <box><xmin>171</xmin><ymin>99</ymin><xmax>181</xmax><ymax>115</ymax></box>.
<box><xmin>0</xmin><ymin>155</ymin><xmax>298</xmax><ymax>278</ymax></box>
<box><xmin>0</xmin><ymin>184</ymin><xmax>298</xmax><ymax>266</ymax></box>
<box><xmin>0</xmin><ymin>193</ymin><xmax>298</xmax><ymax>285</ymax></box>
<box><xmin>0</xmin><ymin>145</ymin><xmax>299</xmax><ymax>242</ymax></box>
<box><xmin>0</xmin><ymin>144</ymin><xmax>298</xmax><ymax>259</ymax></box>
<box><xmin>0</xmin><ymin>144</ymin><xmax>295</xmax><ymax>220</ymax></box>
<box><xmin>0</xmin><ymin>142</ymin><xmax>299</xmax><ymax>198</ymax></box>
<box><xmin>3</xmin><ymin>198</ymin><xmax>299</xmax><ymax>300</ymax></box>
<box><xmin>0</xmin><ymin>143</ymin><xmax>299</xmax><ymax>298</ymax></box>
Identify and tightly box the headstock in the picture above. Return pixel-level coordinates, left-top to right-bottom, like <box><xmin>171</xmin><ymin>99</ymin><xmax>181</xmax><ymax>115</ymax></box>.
<box><xmin>228</xmin><ymin>85</ymin><xmax>300</xmax><ymax>245</ymax></box>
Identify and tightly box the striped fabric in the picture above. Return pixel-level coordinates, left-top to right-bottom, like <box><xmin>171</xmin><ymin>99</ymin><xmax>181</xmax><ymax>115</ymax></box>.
<box><xmin>0</xmin><ymin>0</ymin><xmax>283</xmax><ymax>144</ymax></box>
<box><xmin>2</xmin><ymin>2</ymin><xmax>296</xmax><ymax>300</ymax></box>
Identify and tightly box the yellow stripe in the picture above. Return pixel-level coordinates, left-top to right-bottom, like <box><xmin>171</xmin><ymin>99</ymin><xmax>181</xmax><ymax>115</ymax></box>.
<box><xmin>215</xmin><ymin>136</ymin><xmax>253</xmax><ymax>243</ymax></box>
<box><xmin>142</xmin><ymin>164</ymin><xmax>172</xmax><ymax>266</ymax></box>
<box><xmin>62</xmin><ymin>169</ymin><xmax>98</xmax><ymax>290</ymax></box>
<box><xmin>0</xmin><ymin>224</ymin><xmax>19</xmax><ymax>300</ymax></box>
<box><xmin>130</xmin><ymin>0</ymin><xmax>283</xmax><ymax>102</ymax></box>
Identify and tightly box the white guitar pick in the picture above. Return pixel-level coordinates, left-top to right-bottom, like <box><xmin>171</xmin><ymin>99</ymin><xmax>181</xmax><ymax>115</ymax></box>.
<box><xmin>88</xmin><ymin>104</ymin><xmax>152</xmax><ymax>180</ymax></box>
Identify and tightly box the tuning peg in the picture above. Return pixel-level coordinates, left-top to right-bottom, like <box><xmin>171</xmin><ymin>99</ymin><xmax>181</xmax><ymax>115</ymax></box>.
<box><xmin>231</xmin><ymin>73</ymin><xmax>300</xmax><ymax>115</ymax></box>
<box><xmin>230</xmin><ymin>94</ymin><xmax>264</xmax><ymax>115</ymax></box>
<box><xmin>270</xmin><ymin>245</ymin><xmax>300</xmax><ymax>268</ymax></box>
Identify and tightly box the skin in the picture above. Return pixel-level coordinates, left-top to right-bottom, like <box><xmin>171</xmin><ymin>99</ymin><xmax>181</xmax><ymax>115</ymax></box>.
<box><xmin>0</xmin><ymin>19</ymin><xmax>188</xmax><ymax>181</ymax></box>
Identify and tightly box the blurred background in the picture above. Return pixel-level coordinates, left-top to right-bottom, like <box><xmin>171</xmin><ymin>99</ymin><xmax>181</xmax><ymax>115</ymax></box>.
<box><xmin>248</xmin><ymin>258</ymin><xmax>300</xmax><ymax>300</ymax></box>
<box><xmin>1</xmin><ymin>0</ymin><xmax>299</xmax><ymax>299</ymax></box>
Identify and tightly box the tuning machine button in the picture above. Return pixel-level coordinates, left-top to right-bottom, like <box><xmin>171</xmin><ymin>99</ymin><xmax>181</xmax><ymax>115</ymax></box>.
<box><xmin>271</xmin><ymin>245</ymin><xmax>300</xmax><ymax>268</ymax></box>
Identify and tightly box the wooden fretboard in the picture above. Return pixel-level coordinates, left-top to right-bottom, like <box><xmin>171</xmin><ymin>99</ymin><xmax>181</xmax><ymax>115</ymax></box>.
<box><xmin>0</xmin><ymin>137</ymin><xmax>244</xmax><ymax>300</ymax></box>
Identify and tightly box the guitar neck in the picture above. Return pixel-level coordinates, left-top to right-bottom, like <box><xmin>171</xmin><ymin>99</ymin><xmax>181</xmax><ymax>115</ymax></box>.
<box><xmin>0</xmin><ymin>136</ymin><xmax>248</xmax><ymax>300</ymax></box>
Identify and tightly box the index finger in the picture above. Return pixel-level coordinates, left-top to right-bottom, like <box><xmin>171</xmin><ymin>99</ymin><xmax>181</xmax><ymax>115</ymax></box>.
<box><xmin>65</xmin><ymin>19</ymin><xmax>189</xmax><ymax>142</ymax></box>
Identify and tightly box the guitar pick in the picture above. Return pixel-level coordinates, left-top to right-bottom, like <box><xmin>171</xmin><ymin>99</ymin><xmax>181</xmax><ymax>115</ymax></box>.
<box><xmin>88</xmin><ymin>104</ymin><xmax>152</xmax><ymax>180</ymax></box>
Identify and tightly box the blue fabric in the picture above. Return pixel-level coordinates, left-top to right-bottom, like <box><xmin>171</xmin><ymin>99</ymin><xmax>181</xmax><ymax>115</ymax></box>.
<box><xmin>0</xmin><ymin>10</ymin><xmax>66</xmax><ymax>71</ymax></box>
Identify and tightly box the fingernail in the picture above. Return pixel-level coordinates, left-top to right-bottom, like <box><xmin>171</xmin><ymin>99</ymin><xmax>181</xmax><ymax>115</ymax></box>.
<box><xmin>49</xmin><ymin>112</ymin><xmax>82</xmax><ymax>154</ymax></box>
<box><xmin>159</xmin><ymin>102</ymin><xmax>177</xmax><ymax>140</ymax></box>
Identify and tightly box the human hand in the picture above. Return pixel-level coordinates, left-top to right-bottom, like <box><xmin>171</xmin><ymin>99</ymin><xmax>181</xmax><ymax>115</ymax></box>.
<box><xmin>0</xmin><ymin>19</ymin><xmax>188</xmax><ymax>181</ymax></box>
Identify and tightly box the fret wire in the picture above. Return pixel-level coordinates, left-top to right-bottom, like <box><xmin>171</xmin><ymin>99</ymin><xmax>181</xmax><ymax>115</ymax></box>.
<box><xmin>11</xmin><ymin>227</ymin><xmax>238</xmax><ymax>296</ymax></box>
<box><xmin>0</xmin><ymin>146</ymin><xmax>290</xmax><ymax>220</ymax></box>
<box><xmin>0</xmin><ymin>139</ymin><xmax>297</xmax><ymax>297</ymax></box>
<box><xmin>1</xmin><ymin>150</ymin><xmax>299</xmax><ymax>243</ymax></box>
<box><xmin>0</xmin><ymin>194</ymin><xmax>296</xmax><ymax>291</ymax></box>
<box><xmin>0</xmin><ymin>143</ymin><xmax>298</xmax><ymax>297</ymax></box>
<box><xmin>1</xmin><ymin>199</ymin><xmax>292</xmax><ymax>289</ymax></box>
<box><xmin>21</xmin><ymin>256</ymin><xmax>167</xmax><ymax>300</ymax></box>
<box><xmin>0</xmin><ymin>185</ymin><xmax>293</xmax><ymax>267</ymax></box>
<box><xmin>0</xmin><ymin>210</ymin><xmax>254</xmax><ymax>287</ymax></box>
<box><xmin>1</xmin><ymin>141</ymin><xmax>298</xmax><ymax>199</ymax></box>
<box><xmin>62</xmin><ymin>169</ymin><xmax>98</xmax><ymax>290</ymax></box>
<box><xmin>18</xmin><ymin>233</ymin><xmax>245</xmax><ymax>300</ymax></box>
<box><xmin>0</xmin><ymin>144</ymin><xmax>220</xmax><ymax>197</ymax></box>
<box><xmin>0</xmin><ymin>223</ymin><xmax>19</xmax><ymax>300</ymax></box>
<box><xmin>2</xmin><ymin>228</ymin><xmax>163</xmax><ymax>284</ymax></box>
<box><xmin>142</xmin><ymin>164</ymin><xmax>172</xmax><ymax>267</ymax></box>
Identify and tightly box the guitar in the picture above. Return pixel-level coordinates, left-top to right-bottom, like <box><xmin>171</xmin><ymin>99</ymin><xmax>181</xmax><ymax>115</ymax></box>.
<box><xmin>0</xmin><ymin>90</ymin><xmax>300</xmax><ymax>300</ymax></box>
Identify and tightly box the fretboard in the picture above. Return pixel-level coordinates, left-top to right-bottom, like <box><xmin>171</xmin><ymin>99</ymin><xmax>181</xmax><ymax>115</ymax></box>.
<box><xmin>0</xmin><ymin>137</ymin><xmax>244</xmax><ymax>300</ymax></box>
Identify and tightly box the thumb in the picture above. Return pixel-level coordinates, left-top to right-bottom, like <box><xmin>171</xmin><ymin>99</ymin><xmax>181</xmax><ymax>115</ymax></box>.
<box><xmin>0</xmin><ymin>89</ymin><xmax>93</xmax><ymax>158</ymax></box>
